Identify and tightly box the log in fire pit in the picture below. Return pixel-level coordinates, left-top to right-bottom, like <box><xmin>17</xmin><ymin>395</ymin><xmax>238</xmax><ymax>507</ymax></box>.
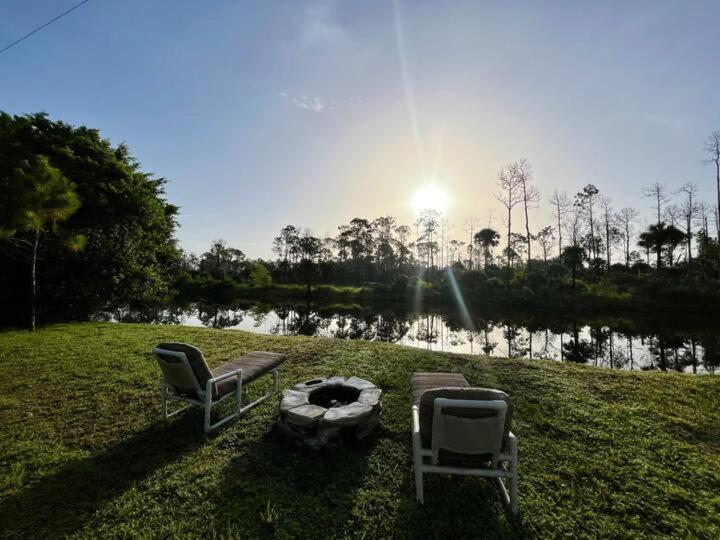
<box><xmin>278</xmin><ymin>376</ymin><xmax>382</xmax><ymax>449</ymax></box>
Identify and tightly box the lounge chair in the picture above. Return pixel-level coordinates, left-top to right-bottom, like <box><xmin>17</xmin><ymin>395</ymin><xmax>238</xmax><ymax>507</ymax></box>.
<box><xmin>411</xmin><ymin>372</ymin><xmax>518</xmax><ymax>514</ymax></box>
<box><xmin>153</xmin><ymin>343</ymin><xmax>286</xmax><ymax>433</ymax></box>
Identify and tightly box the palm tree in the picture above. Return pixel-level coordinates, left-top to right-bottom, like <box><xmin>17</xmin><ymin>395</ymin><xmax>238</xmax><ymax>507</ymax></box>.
<box><xmin>637</xmin><ymin>222</ymin><xmax>686</xmax><ymax>269</ymax></box>
<box><xmin>4</xmin><ymin>156</ymin><xmax>83</xmax><ymax>330</ymax></box>
<box><xmin>474</xmin><ymin>228</ymin><xmax>500</xmax><ymax>270</ymax></box>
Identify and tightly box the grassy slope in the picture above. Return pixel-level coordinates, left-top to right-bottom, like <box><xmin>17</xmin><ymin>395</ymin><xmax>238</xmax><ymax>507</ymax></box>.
<box><xmin>0</xmin><ymin>323</ymin><xmax>718</xmax><ymax>539</ymax></box>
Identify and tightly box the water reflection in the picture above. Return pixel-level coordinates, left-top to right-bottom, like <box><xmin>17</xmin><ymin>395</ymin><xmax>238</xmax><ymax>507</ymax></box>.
<box><xmin>101</xmin><ymin>301</ymin><xmax>718</xmax><ymax>374</ymax></box>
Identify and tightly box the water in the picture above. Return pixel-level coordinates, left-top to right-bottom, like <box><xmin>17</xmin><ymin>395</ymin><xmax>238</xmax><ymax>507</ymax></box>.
<box><xmin>105</xmin><ymin>300</ymin><xmax>719</xmax><ymax>373</ymax></box>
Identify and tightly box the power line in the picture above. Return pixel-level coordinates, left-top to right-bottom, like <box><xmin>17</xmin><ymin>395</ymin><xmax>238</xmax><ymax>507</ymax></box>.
<box><xmin>0</xmin><ymin>0</ymin><xmax>92</xmax><ymax>57</ymax></box>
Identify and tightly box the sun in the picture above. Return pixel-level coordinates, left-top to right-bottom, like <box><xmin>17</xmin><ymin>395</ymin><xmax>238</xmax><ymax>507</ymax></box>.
<box><xmin>412</xmin><ymin>184</ymin><xmax>448</xmax><ymax>214</ymax></box>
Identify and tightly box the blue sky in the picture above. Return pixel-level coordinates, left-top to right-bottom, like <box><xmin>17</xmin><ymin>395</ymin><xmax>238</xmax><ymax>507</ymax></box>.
<box><xmin>1</xmin><ymin>0</ymin><xmax>719</xmax><ymax>257</ymax></box>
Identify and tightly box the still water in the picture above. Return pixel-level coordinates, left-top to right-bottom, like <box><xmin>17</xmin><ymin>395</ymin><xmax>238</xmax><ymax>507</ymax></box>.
<box><xmin>106</xmin><ymin>301</ymin><xmax>718</xmax><ymax>373</ymax></box>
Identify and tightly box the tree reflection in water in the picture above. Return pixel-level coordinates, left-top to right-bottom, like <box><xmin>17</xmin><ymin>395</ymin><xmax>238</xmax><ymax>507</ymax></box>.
<box><xmin>106</xmin><ymin>300</ymin><xmax>719</xmax><ymax>373</ymax></box>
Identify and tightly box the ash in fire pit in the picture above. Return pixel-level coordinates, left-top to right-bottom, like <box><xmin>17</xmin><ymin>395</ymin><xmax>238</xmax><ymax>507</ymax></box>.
<box><xmin>309</xmin><ymin>385</ymin><xmax>360</xmax><ymax>408</ymax></box>
<box><xmin>278</xmin><ymin>376</ymin><xmax>382</xmax><ymax>449</ymax></box>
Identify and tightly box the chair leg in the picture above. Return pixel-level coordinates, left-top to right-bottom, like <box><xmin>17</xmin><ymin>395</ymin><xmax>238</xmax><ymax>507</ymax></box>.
<box><xmin>235</xmin><ymin>375</ymin><xmax>243</xmax><ymax>415</ymax></box>
<box><xmin>413</xmin><ymin>445</ymin><xmax>424</xmax><ymax>504</ymax></box>
<box><xmin>510</xmin><ymin>442</ymin><xmax>519</xmax><ymax>515</ymax></box>
<box><xmin>161</xmin><ymin>384</ymin><xmax>168</xmax><ymax>420</ymax></box>
<box><xmin>273</xmin><ymin>369</ymin><xmax>279</xmax><ymax>391</ymax></box>
<box><xmin>203</xmin><ymin>392</ymin><xmax>213</xmax><ymax>434</ymax></box>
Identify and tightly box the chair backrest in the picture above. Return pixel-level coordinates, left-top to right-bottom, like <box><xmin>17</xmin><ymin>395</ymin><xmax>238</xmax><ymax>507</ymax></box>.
<box><xmin>154</xmin><ymin>343</ymin><xmax>212</xmax><ymax>397</ymax></box>
<box><xmin>430</xmin><ymin>398</ymin><xmax>507</xmax><ymax>465</ymax></box>
<box><xmin>419</xmin><ymin>387</ymin><xmax>513</xmax><ymax>453</ymax></box>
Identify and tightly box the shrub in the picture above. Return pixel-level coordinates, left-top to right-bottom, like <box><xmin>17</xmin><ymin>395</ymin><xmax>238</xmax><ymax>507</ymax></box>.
<box><xmin>250</xmin><ymin>263</ymin><xmax>272</xmax><ymax>288</ymax></box>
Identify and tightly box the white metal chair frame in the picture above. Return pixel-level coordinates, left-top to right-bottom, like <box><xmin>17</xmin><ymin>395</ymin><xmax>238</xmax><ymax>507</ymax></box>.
<box><xmin>412</xmin><ymin>398</ymin><xmax>519</xmax><ymax>514</ymax></box>
<box><xmin>154</xmin><ymin>348</ymin><xmax>280</xmax><ymax>434</ymax></box>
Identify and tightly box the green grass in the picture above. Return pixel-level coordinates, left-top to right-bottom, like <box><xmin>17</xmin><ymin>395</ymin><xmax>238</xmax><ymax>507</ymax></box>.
<box><xmin>1</xmin><ymin>323</ymin><xmax>719</xmax><ymax>538</ymax></box>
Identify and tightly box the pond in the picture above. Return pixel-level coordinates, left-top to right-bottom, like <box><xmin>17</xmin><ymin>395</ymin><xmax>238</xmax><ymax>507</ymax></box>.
<box><xmin>103</xmin><ymin>299</ymin><xmax>719</xmax><ymax>374</ymax></box>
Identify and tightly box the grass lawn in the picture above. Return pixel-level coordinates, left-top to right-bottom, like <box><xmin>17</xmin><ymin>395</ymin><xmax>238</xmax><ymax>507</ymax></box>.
<box><xmin>1</xmin><ymin>323</ymin><xmax>719</xmax><ymax>538</ymax></box>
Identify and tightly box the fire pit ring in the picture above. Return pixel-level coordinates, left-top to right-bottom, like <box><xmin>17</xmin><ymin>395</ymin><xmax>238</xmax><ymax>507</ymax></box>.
<box><xmin>278</xmin><ymin>376</ymin><xmax>382</xmax><ymax>449</ymax></box>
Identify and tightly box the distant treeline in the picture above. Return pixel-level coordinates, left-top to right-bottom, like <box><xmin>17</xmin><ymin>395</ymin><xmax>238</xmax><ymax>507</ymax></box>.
<box><xmin>177</xmin><ymin>153</ymin><xmax>720</xmax><ymax>314</ymax></box>
<box><xmin>179</xmin><ymin>136</ymin><xmax>720</xmax><ymax>305</ymax></box>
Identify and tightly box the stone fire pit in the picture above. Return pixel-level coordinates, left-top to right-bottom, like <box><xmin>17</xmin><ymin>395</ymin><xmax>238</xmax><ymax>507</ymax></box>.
<box><xmin>278</xmin><ymin>376</ymin><xmax>382</xmax><ymax>449</ymax></box>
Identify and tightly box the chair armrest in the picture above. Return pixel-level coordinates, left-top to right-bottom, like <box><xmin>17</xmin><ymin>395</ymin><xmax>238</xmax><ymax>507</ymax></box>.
<box><xmin>412</xmin><ymin>405</ymin><xmax>422</xmax><ymax>452</ymax></box>
<box><xmin>506</xmin><ymin>430</ymin><xmax>518</xmax><ymax>457</ymax></box>
<box><xmin>204</xmin><ymin>368</ymin><xmax>243</xmax><ymax>400</ymax></box>
<box><xmin>208</xmin><ymin>368</ymin><xmax>243</xmax><ymax>384</ymax></box>
<box><xmin>413</xmin><ymin>405</ymin><xmax>420</xmax><ymax>433</ymax></box>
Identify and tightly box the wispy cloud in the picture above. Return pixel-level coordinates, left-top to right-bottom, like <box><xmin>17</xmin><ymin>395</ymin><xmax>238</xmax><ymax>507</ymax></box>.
<box><xmin>279</xmin><ymin>92</ymin><xmax>326</xmax><ymax>112</ymax></box>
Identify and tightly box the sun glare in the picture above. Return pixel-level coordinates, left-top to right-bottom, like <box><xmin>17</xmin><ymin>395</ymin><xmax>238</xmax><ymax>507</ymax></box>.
<box><xmin>412</xmin><ymin>184</ymin><xmax>448</xmax><ymax>214</ymax></box>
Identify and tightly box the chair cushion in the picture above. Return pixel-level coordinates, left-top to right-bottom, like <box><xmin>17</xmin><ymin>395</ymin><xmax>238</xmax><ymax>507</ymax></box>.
<box><xmin>212</xmin><ymin>351</ymin><xmax>287</xmax><ymax>398</ymax></box>
<box><xmin>155</xmin><ymin>343</ymin><xmax>212</xmax><ymax>397</ymax></box>
<box><xmin>411</xmin><ymin>372</ymin><xmax>469</xmax><ymax>407</ymax></box>
<box><xmin>412</xmin><ymin>373</ymin><xmax>513</xmax><ymax>449</ymax></box>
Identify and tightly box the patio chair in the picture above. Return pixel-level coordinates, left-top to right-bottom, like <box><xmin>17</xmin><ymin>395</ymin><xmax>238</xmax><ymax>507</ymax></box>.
<box><xmin>410</xmin><ymin>372</ymin><xmax>518</xmax><ymax>514</ymax></box>
<box><xmin>153</xmin><ymin>343</ymin><xmax>286</xmax><ymax>433</ymax></box>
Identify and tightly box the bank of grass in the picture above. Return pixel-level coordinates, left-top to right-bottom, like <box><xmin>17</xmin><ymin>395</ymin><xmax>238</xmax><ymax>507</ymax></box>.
<box><xmin>0</xmin><ymin>323</ymin><xmax>718</xmax><ymax>538</ymax></box>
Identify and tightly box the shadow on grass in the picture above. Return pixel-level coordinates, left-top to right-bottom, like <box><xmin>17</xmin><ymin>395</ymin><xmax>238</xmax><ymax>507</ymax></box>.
<box><xmin>213</xmin><ymin>424</ymin><xmax>376</xmax><ymax>536</ymax></box>
<box><xmin>212</xmin><ymin>419</ymin><xmax>521</xmax><ymax>537</ymax></box>
<box><xmin>392</xmin><ymin>471</ymin><xmax>523</xmax><ymax>538</ymax></box>
<box><xmin>0</xmin><ymin>414</ymin><xmax>204</xmax><ymax>537</ymax></box>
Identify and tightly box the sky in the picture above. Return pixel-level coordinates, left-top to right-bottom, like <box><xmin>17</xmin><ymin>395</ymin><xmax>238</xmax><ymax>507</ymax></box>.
<box><xmin>1</xmin><ymin>0</ymin><xmax>719</xmax><ymax>258</ymax></box>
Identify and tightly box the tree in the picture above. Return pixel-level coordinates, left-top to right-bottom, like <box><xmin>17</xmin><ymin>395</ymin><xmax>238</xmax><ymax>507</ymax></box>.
<box><xmin>273</xmin><ymin>225</ymin><xmax>299</xmax><ymax>282</ymax></box>
<box><xmin>704</xmin><ymin>131</ymin><xmax>720</xmax><ymax>226</ymax></box>
<box><xmin>373</xmin><ymin>215</ymin><xmax>397</xmax><ymax>277</ymax></box>
<box><xmin>638</xmin><ymin>222</ymin><xmax>685</xmax><ymax>269</ymax></box>
<box><xmin>643</xmin><ymin>182</ymin><xmax>669</xmax><ymax>228</ymax></box>
<box><xmin>550</xmin><ymin>190</ymin><xmax>571</xmax><ymax>258</ymax></box>
<box><xmin>703</xmin><ymin>131</ymin><xmax>720</xmax><ymax>269</ymax></box>
<box><xmin>599</xmin><ymin>196</ymin><xmax>619</xmax><ymax>273</ymax></box>
<box><xmin>464</xmin><ymin>217</ymin><xmax>480</xmax><ymax>270</ymax></box>
<box><xmin>506</xmin><ymin>232</ymin><xmax>527</xmax><ymax>268</ymax></box>
<box><xmin>0</xmin><ymin>112</ymin><xmax>179</xmax><ymax>326</ymax></box>
<box><xmin>416</xmin><ymin>210</ymin><xmax>440</xmax><ymax>269</ymax></box>
<box><xmin>438</xmin><ymin>216</ymin><xmax>451</xmax><ymax>268</ymax></box>
<box><xmin>616</xmin><ymin>207</ymin><xmax>639</xmax><ymax>266</ymax></box>
<box><xmin>199</xmin><ymin>240</ymin><xmax>246</xmax><ymax>279</ymax></box>
<box><xmin>534</xmin><ymin>226</ymin><xmax>555</xmax><ymax>267</ymax></box>
<box><xmin>574</xmin><ymin>185</ymin><xmax>600</xmax><ymax>262</ymax></box>
<box><xmin>394</xmin><ymin>224</ymin><xmax>411</xmax><ymax>271</ymax></box>
<box><xmin>337</xmin><ymin>218</ymin><xmax>374</xmax><ymax>281</ymax></box>
<box><xmin>677</xmin><ymin>183</ymin><xmax>700</xmax><ymax>282</ymax></box>
<box><xmin>297</xmin><ymin>233</ymin><xmax>322</xmax><ymax>294</ymax></box>
<box><xmin>496</xmin><ymin>165</ymin><xmax>524</xmax><ymax>278</ymax></box>
<box><xmin>474</xmin><ymin>228</ymin><xmax>500</xmax><ymax>270</ymax></box>
<box><xmin>249</xmin><ymin>262</ymin><xmax>272</xmax><ymax>287</ymax></box>
<box><xmin>562</xmin><ymin>245</ymin><xmax>585</xmax><ymax>293</ymax></box>
<box><xmin>511</xmin><ymin>159</ymin><xmax>540</xmax><ymax>270</ymax></box>
<box><xmin>2</xmin><ymin>156</ymin><xmax>83</xmax><ymax>330</ymax></box>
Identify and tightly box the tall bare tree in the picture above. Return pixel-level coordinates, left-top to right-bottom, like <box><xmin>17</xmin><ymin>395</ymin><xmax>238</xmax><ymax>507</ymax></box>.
<box><xmin>600</xmin><ymin>196</ymin><xmax>617</xmax><ymax>273</ymax></box>
<box><xmin>550</xmin><ymin>190</ymin><xmax>571</xmax><ymax>259</ymax></box>
<box><xmin>677</xmin><ymin>183</ymin><xmax>700</xmax><ymax>282</ymax></box>
<box><xmin>510</xmin><ymin>159</ymin><xmax>540</xmax><ymax>270</ymax></box>
<box><xmin>464</xmin><ymin>217</ymin><xmax>480</xmax><ymax>270</ymax></box>
<box><xmin>704</xmin><ymin>131</ymin><xmax>720</xmax><ymax>233</ymax></box>
<box><xmin>616</xmin><ymin>207</ymin><xmax>639</xmax><ymax>266</ymax></box>
<box><xmin>495</xmin><ymin>165</ymin><xmax>524</xmax><ymax>277</ymax></box>
<box><xmin>439</xmin><ymin>216</ymin><xmax>451</xmax><ymax>268</ymax></box>
<box><xmin>564</xmin><ymin>206</ymin><xmax>585</xmax><ymax>249</ymax></box>
<box><xmin>574</xmin><ymin>184</ymin><xmax>600</xmax><ymax>261</ymax></box>
<box><xmin>642</xmin><ymin>182</ymin><xmax>669</xmax><ymax>228</ymax></box>
<box><xmin>704</xmin><ymin>131</ymin><xmax>720</xmax><ymax>270</ymax></box>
